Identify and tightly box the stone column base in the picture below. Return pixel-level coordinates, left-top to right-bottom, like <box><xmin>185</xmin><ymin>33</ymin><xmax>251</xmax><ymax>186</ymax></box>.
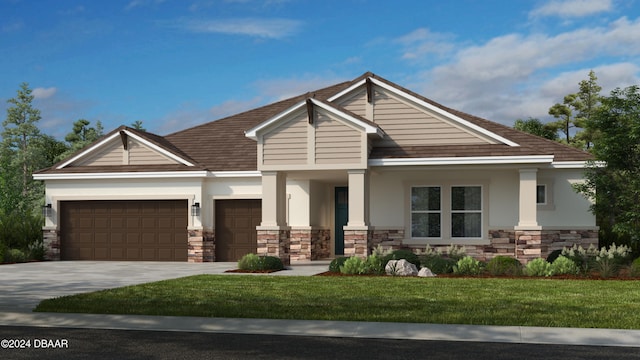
<box><xmin>188</xmin><ymin>228</ymin><xmax>215</xmax><ymax>263</ymax></box>
<box><xmin>257</xmin><ymin>227</ymin><xmax>291</xmax><ymax>265</ymax></box>
<box><xmin>343</xmin><ymin>227</ymin><xmax>371</xmax><ymax>258</ymax></box>
<box><xmin>42</xmin><ymin>227</ymin><xmax>60</xmax><ymax>261</ymax></box>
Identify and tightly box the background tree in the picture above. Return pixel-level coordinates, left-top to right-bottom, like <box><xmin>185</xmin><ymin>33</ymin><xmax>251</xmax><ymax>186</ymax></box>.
<box><xmin>548</xmin><ymin>70</ymin><xmax>602</xmax><ymax>149</ymax></box>
<box><xmin>1</xmin><ymin>83</ymin><xmax>45</xmax><ymax>213</ymax></box>
<box><xmin>58</xmin><ymin>119</ymin><xmax>104</xmax><ymax>160</ymax></box>
<box><xmin>574</xmin><ymin>85</ymin><xmax>640</xmax><ymax>248</ymax></box>
<box><xmin>131</xmin><ymin>120</ymin><xmax>146</xmax><ymax>131</ymax></box>
<box><xmin>513</xmin><ymin>117</ymin><xmax>559</xmax><ymax>141</ymax></box>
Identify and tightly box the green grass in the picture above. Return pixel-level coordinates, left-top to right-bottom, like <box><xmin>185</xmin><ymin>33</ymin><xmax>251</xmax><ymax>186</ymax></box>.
<box><xmin>34</xmin><ymin>275</ymin><xmax>640</xmax><ymax>329</ymax></box>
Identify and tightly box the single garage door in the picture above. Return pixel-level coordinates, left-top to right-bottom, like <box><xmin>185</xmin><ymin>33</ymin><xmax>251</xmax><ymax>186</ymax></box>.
<box><xmin>215</xmin><ymin>199</ymin><xmax>261</xmax><ymax>261</ymax></box>
<box><xmin>60</xmin><ymin>200</ymin><xmax>188</xmax><ymax>261</ymax></box>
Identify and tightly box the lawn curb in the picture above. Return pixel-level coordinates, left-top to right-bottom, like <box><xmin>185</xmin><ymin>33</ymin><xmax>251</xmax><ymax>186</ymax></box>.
<box><xmin>1</xmin><ymin>312</ymin><xmax>639</xmax><ymax>348</ymax></box>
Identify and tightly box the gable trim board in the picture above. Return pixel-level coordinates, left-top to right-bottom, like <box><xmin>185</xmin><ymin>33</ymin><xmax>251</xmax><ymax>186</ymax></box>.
<box><xmin>56</xmin><ymin>128</ymin><xmax>197</xmax><ymax>169</ymax></box>
<box><xmin>328</xmin><ymin>76</ymin><xmax>520</xmax><ymax>147</ymax></box>
<box><xmin>37</xmin><ymin>72</ymin><xmax>597</xmax><ymax>264</ymax></box>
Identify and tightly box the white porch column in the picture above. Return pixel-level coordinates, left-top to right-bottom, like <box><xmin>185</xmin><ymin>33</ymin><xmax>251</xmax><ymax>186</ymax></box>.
<box><xmin>347</xmin><ymin>169</ymin><xmax>369</xmax><ymax>227</ymax></box>
<box><xmin>516</xmin><ymin>168</ymin><xmax>540</xmax><ymax>229</ymax></box>
<box><xmin>260</xmin><ymin>171</ymin><xmax>287</xmax><ymax>227</ymax></box>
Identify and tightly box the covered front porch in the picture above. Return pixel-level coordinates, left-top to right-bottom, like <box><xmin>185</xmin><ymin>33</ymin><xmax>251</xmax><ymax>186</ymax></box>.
<box><xmin>255</xmin><ymin>169</ymin><xmax>371</xmax><ymax>264</ymax></box>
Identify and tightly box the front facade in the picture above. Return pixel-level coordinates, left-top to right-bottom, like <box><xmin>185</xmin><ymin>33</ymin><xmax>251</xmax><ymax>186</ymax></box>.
<box><xmin>35</xmin><ymin>73</ymin><xmax>597</xmax><ymax>264</ymax></box>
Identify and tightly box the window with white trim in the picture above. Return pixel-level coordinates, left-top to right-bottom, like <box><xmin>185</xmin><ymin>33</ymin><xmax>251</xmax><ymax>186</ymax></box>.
<box><xmin>411</xmin><ymin>186</ymin><xmax>441</xmax><ymax>238</ymax></box>
<box><xmin>451</xmin><ymin>186</ymin><xmax>482</xmax><ymax>238</ymax></box>
<box><xmin>411</xmin><ymin>185</ymin><xmax>483</xmax><ymax>240</ymax></box>
<box><xmin>536</xmin><ymin>184</ymin><xmax>546</xmax><ymax>205</ymax></box>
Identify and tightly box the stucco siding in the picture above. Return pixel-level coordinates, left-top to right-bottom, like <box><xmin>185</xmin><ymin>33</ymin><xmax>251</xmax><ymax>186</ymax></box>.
<box><xmin>314</xmin><ymin>113</ymin><xmax>361</xmax><ymax>164</ymax></box>
<box><xmin>537</xmin><ymin>169</ymin><xmax>596</xmax><ymax>227</ymax></box>
<box><xmin>372</xmin><ymin>89</ymin><xmax>493</xmax><ymax>147</ymax></box>
<box><xmin>262</xmin><ymin>113</ymin><xmax>308</xmax><ymax>165</ymax></box>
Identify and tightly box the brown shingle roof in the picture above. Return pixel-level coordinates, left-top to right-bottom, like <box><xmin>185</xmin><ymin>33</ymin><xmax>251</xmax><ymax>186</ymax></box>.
<box><xmin>39</xmin><ymin>72</ymin><xmax>592</xmax><ymax>175</ymax></box>
<box><xmin>164</xmin><ymin>81</ymin><xmax>354</xmax><ymax>171</ymax></box>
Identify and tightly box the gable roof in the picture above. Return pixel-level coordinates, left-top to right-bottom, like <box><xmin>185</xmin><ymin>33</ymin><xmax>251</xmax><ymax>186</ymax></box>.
<box><xmin>36</xmin><ymin>72</ymin><xmax>592</xmax><ymax>176</ymax></box>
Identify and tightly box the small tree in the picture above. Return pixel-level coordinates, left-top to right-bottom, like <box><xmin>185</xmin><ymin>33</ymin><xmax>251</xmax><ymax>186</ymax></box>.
<box><xmin>574</xmin><ymin>85</ymin><xmax>640</xmax><ymax>246</ymax></box>
<box><xmin>514</xmin><ymin>117</ymin><xmax>558</xmax><ymax>141</ymax></box>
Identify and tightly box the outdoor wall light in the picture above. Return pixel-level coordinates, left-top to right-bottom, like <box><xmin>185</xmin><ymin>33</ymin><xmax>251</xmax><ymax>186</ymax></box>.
<box><xmin>191</xmin><ymin>202</ymin><xmax>200</xmax><ymax>217</ymax></box>
<box><xmin>42</xmin><ymin>203</ymin><xmax>52</xmax><ymax>218</ymax></box>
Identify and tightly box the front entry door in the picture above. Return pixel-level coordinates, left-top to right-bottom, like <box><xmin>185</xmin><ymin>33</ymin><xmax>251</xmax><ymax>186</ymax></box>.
<box><xmin>334</xmin><ymin>187</ymin><xmax>348</xmax><ymax>255</ymax></box>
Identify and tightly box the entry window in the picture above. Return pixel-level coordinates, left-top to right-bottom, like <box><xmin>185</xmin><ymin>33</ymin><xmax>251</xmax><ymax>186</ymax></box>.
<box><xmin>411</xmin><ymin>186</ymin><xmax>441</xmax><ymax>238</ymax></box>
<box><xmin>451</xmin><ymin>186</ymin><xmax>482</xmax><ymax>238</ymax></box>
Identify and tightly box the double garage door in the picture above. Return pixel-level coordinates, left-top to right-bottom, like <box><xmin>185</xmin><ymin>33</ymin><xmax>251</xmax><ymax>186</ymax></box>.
<box><xmin>60</xmin><ymin>200</ymin><xmax>188</xmax><ymax>261</ymax></box>
<box><xmin>60</xmin><ymin>199</ymin><xmax>262</xmax><ymax>262</ymax></box>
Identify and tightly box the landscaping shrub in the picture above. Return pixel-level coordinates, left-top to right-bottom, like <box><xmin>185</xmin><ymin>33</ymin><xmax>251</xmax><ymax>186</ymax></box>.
<box><xmin>0</xmin><ymin>212</ymin><xmax>43</xmax><ymax>252</ymax></box>
<box><xmin>5</xmin><ymin>248</ymin><xmax>27</xmax><ymax>263</ymax></box>
<box><xmin>453</xmin><ymin>256</ymin><xmax>484</xmax><ymax>275</ymax></box>
<box><xmin>364</xmin><ymin>254</ymin><xmax>386</xmax><ymax>275</ymax></box>
<box><xmin>382</xmin><ymin>249</ymin><xmax>421</xmax><ymax>269</ymax></box>
<box><xmin>237</xmin><ymin>253</ymin><xmax>284</xmax><ymax>271</ymax></box>
<box><xmin>628</xmin><ymin>257</ymin><xmax>640</xmax><ymax>277</ymax></box>
<box><xmin>28</xmin><ymin>242</ymin><xmax>46</xmax><ymax>261</ymax></box>
<box><xmin>550</xmin><ymin>255</ymin><xmax>580</xmax><ymax>276</ymax></box>
<box><xmin>445</xmin><ymin>244</ymin><xmax>467</xmax><ymax>261</ymax></box>
<box><xmin>561</xmin><ymin>243</ymin><xmax>632</xmax><ymax>276</ymax></box>
<box><xmin>0</xmin><ymin>241</ymin><xmax>6</xmax><ymax>263</ymax></box>
<box><xmin>420</xmin><ymin>255</ymin><xmax>456</xmax><ymax>274</ymax></box>
<box><xmin>524</xmin><ymin>258</ymin><xmax>552</xmax><ymax>277</ymax></box>
<box><xmin>340</xmin><ymin>256</ymin><xmax>367</xmax><ymax>275</ymax></box>
<box><xmin>329</xmin><ymin>257</ymin><xmax>349</xmax><ymax>273</ymax></box>
<box><xmin>486</xmin><ymin>256</ymin><xmax>522</xmax><ymax>276</ymax></box>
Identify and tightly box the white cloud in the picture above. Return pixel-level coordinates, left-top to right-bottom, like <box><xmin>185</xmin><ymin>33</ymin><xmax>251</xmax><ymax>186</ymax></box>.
<box><xmin>530</xmin><ymin>0</ymin><xmax>613</xmax><ymax>18</ymax></box>
<box><xmin>399</xmin><ymin>16</ymin><xmax>640</xmax><ymax>124</ymax></box>
<box><xmin>171</xmin><ymin>18</ymin><xmax>302</xmax><ymax>39</ymax></box>
<box><xmin>32</xmin><ymin>87</ymin><xmax>58</xmax><ymax>100</ymax></box>
<box><xmin>394</xmin><ymin>28</ymin><xmax>456</xmax><ymax>61</ymax></box>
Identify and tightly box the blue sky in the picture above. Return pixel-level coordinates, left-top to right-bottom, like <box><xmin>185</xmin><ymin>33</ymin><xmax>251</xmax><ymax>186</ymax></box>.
<box><xmin>1</xmin><ymin>0</ymin><xmax>640</xmax><ymax>138</ymax></box>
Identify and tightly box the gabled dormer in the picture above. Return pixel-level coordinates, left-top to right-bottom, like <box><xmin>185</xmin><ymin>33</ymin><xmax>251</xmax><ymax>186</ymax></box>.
<box><xmin>56</xmin><ymin>126</ymin><xmax>197</xmax><ymax>169</ymax></box>
<box><xmin>245</xmin><ymin>98</ymin><xmax>384</xmax><ymax>170</ymax></box>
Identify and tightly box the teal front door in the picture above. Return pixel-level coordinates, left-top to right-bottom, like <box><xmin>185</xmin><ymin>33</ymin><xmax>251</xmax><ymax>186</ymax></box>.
<box><xmin>334</xmin><ymin>187</ymin><xmax>348</xmax><ymax>255</ymax></box>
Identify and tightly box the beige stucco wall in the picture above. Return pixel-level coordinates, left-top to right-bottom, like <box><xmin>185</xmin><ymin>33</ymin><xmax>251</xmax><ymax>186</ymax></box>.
<box><xmin>369</xmin><ymin>166</ymin><xmax>596</xmax><ymax>242</ymax></box>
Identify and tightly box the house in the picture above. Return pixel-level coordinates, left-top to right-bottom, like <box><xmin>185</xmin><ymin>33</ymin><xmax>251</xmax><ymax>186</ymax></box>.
<box><xmin>34</xmin><ymin>72</ymin><xmax>598</xmax><ymax>264</ymax></box>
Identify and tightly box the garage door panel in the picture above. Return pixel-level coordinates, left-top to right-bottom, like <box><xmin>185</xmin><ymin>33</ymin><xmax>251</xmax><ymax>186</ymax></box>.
<box><xmin>61</xmin><ymin>200</ymin><xmax>187</xmax><ymax>261</ymax></box>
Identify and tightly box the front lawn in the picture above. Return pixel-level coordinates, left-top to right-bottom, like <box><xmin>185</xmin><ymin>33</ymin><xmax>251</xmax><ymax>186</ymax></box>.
<box><xmin>35</xmin><ymin>275</ymin><xmax>640</xmax><ymax>329</ymax></box>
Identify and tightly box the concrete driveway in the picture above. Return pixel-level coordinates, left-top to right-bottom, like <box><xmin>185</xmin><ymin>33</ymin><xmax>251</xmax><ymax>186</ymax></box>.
<box><xmin>0</xmin><ymin>261</ymin><xmax>239</xmax><ymax>312</ymax></box>
<box><xmin>0</xmin><ymin>260</ymin><xmax>329</xmax><ymax>312</ymax></box>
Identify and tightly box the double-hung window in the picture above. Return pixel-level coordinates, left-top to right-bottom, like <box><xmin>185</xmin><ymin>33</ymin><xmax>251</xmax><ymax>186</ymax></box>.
<box><xmin>411</xmin><ymin>186</ymin><xmax>441</xmax><ymax>238</ymax></box>
<box><xmin>451</xmin><ymin>186</ymin><xmax>482</xmax><ymax>238</ymax></box>
<box><xmin>411</xmin><ymin>184</ymin><xmax>483</xmax><ymax>240</ymax></box>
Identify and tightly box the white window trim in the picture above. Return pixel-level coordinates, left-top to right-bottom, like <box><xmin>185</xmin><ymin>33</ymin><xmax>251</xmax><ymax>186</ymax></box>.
<box><xmin>410</xmin><ymin>185</ymin><xmax>443</xmax><ymax>240</ymax></box>
<box><xmin>405</xmin><ymin>181</ymin><xmax>489</xmax><ymax>245</ymax></box>
<box><xmin>537</xmin><ymin>179</ymin><xmax>555</xmax><ymax>211</ymax></box>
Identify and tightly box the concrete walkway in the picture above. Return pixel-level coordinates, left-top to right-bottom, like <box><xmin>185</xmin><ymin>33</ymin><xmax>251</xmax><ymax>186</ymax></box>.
<box><xmin>1</xmin><ymin>261</ymin><xmax>639</xmax><ymax>347</ymax></box>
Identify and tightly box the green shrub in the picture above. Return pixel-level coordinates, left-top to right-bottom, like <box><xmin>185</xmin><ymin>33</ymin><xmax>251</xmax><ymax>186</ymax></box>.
<box><xmin>340</xmin><ymin>256</ymin><xmax>367</xmax><ymax>275</ymax></box>
<box><xmin>382</xmin><ymin>249</ymin><xmax>421</xmax><ymax>269</ymax></box>
<box><xmin>445</xmin><ymin>244</ymin><xmax>467</xmax><ymax>261</ymax></box>
<box><xmin>28</xmin><ymin>242</ymin><xmax>46</xmax><ymax>261</ymax></box>
<box><xmin>260</xmin><ymin>256</ymin><xmax>284</xmax><ymax>271</ymax></box>
<box><xmin>486</xmin><ymin>256</ymin><xmax>522</xmax><ymax>276</ymax></box>
<box><xmin>329</xmin><ymin>257</ymin><xmax>349</xmax><ymax>273</ymax></box>
<box><xmin>0</xmin><ymin>212</ymin><xmax>43</xmax><ymax>251</ymax></box>
<box><xmin>364</xmin><ymin>254</ymin><xmax>386</xmax><ymax>275</ymax></box>
<box><xmin>550</xmin><ymin>255</ymin><xmax>580</xmax><ymax>276</ymax></box>
<box><xmin>0</xmin><ymin>241</ymin><xmax>6</xmax><ymax>263</ymax></box>
<box><xmin>237</xmin><ymin>253</ymin><xmax>284</xmax><ymax>271</ymax></box>
<box><xmin>628</xmin><ymin>257</ymin><xmax>640</xmax><ymax>277</ymax></box>
<box><xmin>524</xmin><ymin>258</ymin><xmax>552</xmax><ymax>277</ymax></box>
<box><xmin>420</xmin><ymin>255</ymin><xmax>456</xmax><ymax>274</ymax></box>
<box><xmin>5</xmin><ymin>248</ymin><xmax>27</xmax><ymax>263</ymax></box>
<box><xmin>453</xmin><ymin>256</ymin><xmax>484</xmax><ymax>275</ymax></box>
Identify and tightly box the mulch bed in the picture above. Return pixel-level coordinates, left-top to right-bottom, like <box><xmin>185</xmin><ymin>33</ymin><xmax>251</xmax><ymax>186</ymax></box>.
<box><xmin>224</xmin><ymin>269</ymin><xmax>285</xmax><ymax>274</ymax></box>
<box><xmin>315</xmin><ymin>270</ymin><xmax>640</xmax><ymax>280</ymax></box>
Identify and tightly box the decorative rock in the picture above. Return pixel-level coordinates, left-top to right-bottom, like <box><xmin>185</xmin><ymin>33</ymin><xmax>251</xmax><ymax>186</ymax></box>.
<box><xmin>385</xmin><ymin>259</ymin><xmax>418</xmax><ymax>276</ymax></box>
<box><xmin>418</xmin><ymin>267</ymin><xmax>436</xmax><ymax>277</ymax></box>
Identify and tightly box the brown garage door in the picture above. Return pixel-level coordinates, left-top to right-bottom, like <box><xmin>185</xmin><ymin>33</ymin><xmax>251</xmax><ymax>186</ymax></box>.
<box><xmin>60</xmin><ymin>200</ymin><xmax>188</xmax><ymax>261</ymax></box>
<box><xmin>215</xmin><ymin>199</ymin><xmax>261</xmax><ymax>261</ymax></box>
